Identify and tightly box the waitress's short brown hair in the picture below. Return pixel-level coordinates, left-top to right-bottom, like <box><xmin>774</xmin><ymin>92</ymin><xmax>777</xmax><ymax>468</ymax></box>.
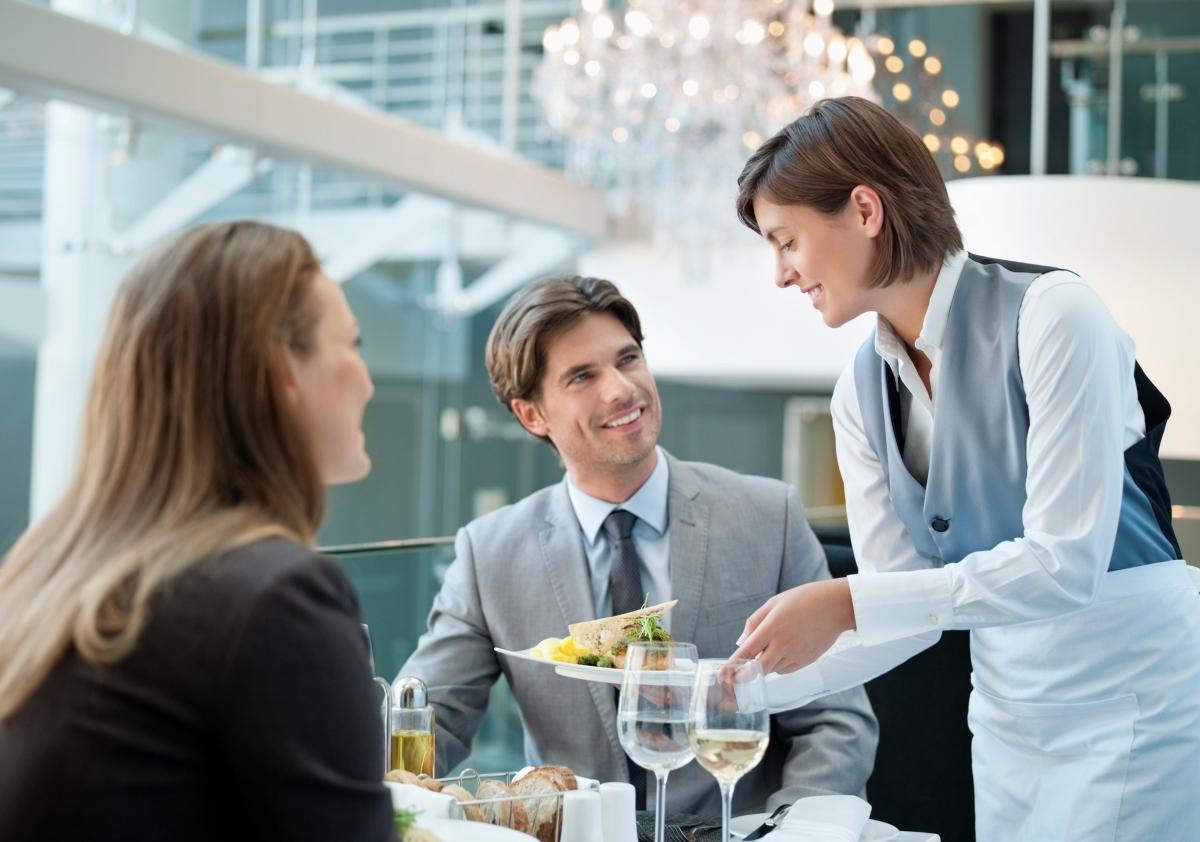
<box><xmin>736</xmin><ymin>96</ymin><xmax>963</xmax><ymax>287</ymax></box>
<box><xmin>486</xmin><ymin>276</ymin><xmax>643</xmax><ymax>416</ymax></box>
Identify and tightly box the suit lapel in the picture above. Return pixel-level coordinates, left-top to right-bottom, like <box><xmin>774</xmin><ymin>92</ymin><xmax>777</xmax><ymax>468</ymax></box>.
<box><xmin>536</xmin><ymin>481</ymin><xmax>624</xmax><ymax>772</ymax></box>
<box><xmin>665</xmin><ymin>454</ymin><xmax>709</xmax><ymax>650</ymax></box>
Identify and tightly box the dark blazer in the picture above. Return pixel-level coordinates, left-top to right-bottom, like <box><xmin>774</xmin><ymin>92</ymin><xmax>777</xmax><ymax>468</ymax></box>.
<box><xmin>0</xmin><ymin>538</ymin><xmax>396</xmax><ymax>842</ymax></box>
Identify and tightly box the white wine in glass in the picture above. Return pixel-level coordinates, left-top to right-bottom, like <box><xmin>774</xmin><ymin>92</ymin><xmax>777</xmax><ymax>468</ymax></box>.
<box><xmin>618</xmin><ymin>641</ymin><xmax>698</xmax><ymax>842</ymax></box>
<box><xmin>690</xmin><ymin>659</ymin><xmax>770</xmax><ymax>842</ymax></box>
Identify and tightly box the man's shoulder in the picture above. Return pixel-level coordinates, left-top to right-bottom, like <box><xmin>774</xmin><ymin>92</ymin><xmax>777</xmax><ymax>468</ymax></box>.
<box><xmin>673</xmin><ymin>458</ymin><xmax>789</xmax><ymax>500</ymax></box>
<box><xmin>461</xmin><ymin>482</ymin><xmax>563</xmax><ymax>542</ymax></box>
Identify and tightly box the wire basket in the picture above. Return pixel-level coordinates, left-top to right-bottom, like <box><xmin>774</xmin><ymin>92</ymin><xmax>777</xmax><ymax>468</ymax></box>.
<box><xmin>437</xmin><ymin>768</ymin><xmax>596</xmax><ymax>842</ymax></box>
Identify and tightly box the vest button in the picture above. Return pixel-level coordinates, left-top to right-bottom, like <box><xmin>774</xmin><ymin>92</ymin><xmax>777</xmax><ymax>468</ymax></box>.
<box><xmin>931</xmin><ymin>517</ymin><xmax>950</xmax><ymax>533</ymax></box>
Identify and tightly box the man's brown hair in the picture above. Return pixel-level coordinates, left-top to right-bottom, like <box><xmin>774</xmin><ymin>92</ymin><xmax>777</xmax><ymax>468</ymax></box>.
<box><xmin>486</xmin><ymin>276</ymin><xmax>644</xmax><ymax>425</ymax></box>
<box><xmin>736</xmin><ymin>96</ymin><xmax>963</xmax><ymax>287</ymax></box>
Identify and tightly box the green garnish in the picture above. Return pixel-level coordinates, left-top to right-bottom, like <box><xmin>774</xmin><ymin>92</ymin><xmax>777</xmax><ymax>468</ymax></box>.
<box><xmin>394</xmin><ymin>807</ymin><xmax>418</xmax><ymax>837</ymax></box>
<box><xmin>577</xmin><ymin>653</ymin><xmax>601</xmax><ymax>667</ymax></box>
<box><xmin>610</xmin><ymin>613</ymin><xmax>671</xmax><ymax>654</ymax></box>
<box><xmin>596</xmin><ymin>654</ymin><xmax>616</xmax><ymax>668</ymax></box>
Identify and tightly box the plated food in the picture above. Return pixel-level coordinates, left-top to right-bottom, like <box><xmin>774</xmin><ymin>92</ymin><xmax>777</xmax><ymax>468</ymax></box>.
<box><xmin>531</xmin><ymin>600</ymin><xmax>677</xmax><ymax>669</ymax></box>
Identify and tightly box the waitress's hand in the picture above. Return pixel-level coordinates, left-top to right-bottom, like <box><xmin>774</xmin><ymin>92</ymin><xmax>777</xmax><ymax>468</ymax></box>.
<box><xmin>730</xmin><ymin>579</ymin><xmax>857</xmax><ymax>674</ymax></box>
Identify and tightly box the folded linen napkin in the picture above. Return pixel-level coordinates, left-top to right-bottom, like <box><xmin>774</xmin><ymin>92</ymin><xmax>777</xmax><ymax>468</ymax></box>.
<box><xmin>771</xmin><ymin>795</ymin><xmax>872</xmax><ymax>842</ymax></box>
<box><xmin>386</xmin><ymin>781</ymin><xmax>457</xmax><ymax>819</ymax></box>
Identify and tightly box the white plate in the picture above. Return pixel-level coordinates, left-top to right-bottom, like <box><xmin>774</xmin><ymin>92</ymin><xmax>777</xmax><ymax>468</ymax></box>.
<box><xmin>495</xmin><ymin>647</ymin><xmax>699</xmax><ymax>686</ymax></box>
<box><xmin>730</xmin><ymin>813</ymin><xmax>900</xmax><ymax>841</ymax></box>
<box><xmin>495</xmin><ymin>646</ymin><xmax>624</xmax><ymax>684</ymax></box>
<box><xmin>414</xmin><ymin>817</ymin><xmax>533</xmax><ymax>841</ymax></box>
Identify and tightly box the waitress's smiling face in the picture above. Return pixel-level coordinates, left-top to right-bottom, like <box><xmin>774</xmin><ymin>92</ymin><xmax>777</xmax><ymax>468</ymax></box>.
<box><xmin>752</xmin><ymin>187</ymin><xmax>884</xmax><ymax>329</ymax></box>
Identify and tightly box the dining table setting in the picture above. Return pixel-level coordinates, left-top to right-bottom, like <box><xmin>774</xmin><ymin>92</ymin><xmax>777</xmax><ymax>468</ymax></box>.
<box><xmin>384</xmin><ymin>637</ymin><xmax>941</xmax><ymax>842</ymax></box>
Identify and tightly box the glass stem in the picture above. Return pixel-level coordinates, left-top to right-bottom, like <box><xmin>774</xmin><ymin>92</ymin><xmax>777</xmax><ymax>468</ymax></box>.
<box><xmin>720</xmin><ymin>781</ymin><xmax>736</xmax><ymax>842</ymax></box>
<box><xmin>654</xmin><ymin>770</ymin><xmax>670</xmax><ymax>842</ymax></box>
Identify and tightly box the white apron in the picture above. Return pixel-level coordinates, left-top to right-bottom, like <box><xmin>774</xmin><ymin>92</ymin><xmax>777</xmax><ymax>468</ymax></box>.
<box><xmin>968</xmin><ymin>560</ymin><xmax>1200</xmax><ymax>841</ymax></box>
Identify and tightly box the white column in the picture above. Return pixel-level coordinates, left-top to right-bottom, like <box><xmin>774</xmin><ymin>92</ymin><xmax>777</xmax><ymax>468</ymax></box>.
<box><xmin>30</xmin><ymin>0</ymin><xmax>127</xmax><ymax>518</ymax></box>
<box><xmin>31</xmin><ymin>101</ymin><xmax>130</xmax><ymax>517</ymax></box>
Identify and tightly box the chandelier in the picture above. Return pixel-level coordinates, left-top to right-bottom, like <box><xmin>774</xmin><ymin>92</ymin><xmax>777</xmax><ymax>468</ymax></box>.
<box><xmin>533</xmin><ymin>0</ymin><xmax>878</xmax><ymax>244</ymax></box>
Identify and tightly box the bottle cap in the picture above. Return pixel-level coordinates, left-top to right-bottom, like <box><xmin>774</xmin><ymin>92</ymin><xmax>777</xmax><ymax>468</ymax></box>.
<box><xmin>393</xmin><ymin>675</ymin><xmax>428</xmax><ymax>709</ymax></box>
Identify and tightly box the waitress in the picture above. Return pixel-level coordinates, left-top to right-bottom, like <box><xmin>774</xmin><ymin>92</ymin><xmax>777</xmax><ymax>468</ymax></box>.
<box><xmin>729</xmin><ymin>96</ymin><xmax>1200</xmax><ymax>841</ymax></box>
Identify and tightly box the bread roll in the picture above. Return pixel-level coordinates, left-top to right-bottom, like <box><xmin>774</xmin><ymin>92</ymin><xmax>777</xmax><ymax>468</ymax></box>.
<box><xmin>467</xmin><ymin>779</ymin><xmax>531</xmax><ymax>831</ymax></box>
<box><xmin>513</xmin><ymin>767</ymin><xmax>573</xmax><ymax>842</ymax></box>
<box><xmin>385</xmin><ymin>769</ymin><xmax>424</xmax><ymax>786</ymax></box>
<box><xmin>416</xmin><ymin>774</ymin><xmax>443</xmax><ymax>793</ymax></box>
<box><xmin>440</xmin><ymin>782</ymin><xmax>475</xmax><ymax>819</ymax></box>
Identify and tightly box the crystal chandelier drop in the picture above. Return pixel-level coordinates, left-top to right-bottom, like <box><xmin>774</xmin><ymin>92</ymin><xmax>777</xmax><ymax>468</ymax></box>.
<box><xmin>533</xmin><ymin>0</ymin><xmax>878</xmax><ymax>243</ymax></box>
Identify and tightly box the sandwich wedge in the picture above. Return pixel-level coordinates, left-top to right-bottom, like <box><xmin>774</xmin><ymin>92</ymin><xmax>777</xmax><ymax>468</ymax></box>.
<box><xmin>568</xmin><ymin>599</ymin><xmax>677</xmax><ymax>668</ymax></box>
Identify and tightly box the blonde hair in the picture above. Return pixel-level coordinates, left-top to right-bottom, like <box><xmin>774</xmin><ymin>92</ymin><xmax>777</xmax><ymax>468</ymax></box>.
<box><xmin>0</xmin><ymin>221</ymin><xmax>326</xmax><ymax>720</ymax></box>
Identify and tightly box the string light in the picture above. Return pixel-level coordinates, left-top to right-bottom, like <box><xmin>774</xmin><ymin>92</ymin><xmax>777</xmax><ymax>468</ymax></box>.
<box><xmin>869</xmin><ymin>34</ymin><xmax>1001</xmax><ymax>179</ymax></box>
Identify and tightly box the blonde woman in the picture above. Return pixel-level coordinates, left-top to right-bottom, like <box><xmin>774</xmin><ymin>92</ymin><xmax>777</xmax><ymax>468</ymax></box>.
<box><xmin>0</xmin><ymin>221</ymin><xmax>390</xmax><ymax>840</ymax></box>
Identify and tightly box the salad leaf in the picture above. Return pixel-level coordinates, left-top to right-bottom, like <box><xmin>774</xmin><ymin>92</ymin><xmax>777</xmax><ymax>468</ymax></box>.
<box><xmin>394</xmin><ymin>807</ymin><xmax>418</xmax><ymax>838</ymax></box>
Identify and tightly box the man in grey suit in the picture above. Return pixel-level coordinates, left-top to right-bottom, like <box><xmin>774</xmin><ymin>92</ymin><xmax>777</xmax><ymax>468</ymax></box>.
<box><xmin>399</xmin><ymin>276</ymin><xmax>877</xmax><ymax>815</ymax></box>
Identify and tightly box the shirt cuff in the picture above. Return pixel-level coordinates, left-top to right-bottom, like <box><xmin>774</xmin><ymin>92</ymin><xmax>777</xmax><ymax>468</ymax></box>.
<box><xmin>764</xmin><ymin>661</ymin><xmax>825</xmax><ymax>712</ymax></box>
<box><xmin>847</xmin><ymin>567</ymin><xmax>955</xmax><ymax>646</ymax></box>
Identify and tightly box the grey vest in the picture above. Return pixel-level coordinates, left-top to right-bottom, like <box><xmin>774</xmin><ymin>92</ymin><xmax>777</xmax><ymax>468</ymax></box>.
<box><xmin>852</xmin><ymin>254</ymin><xmax>1180</xmax><ymax>569</ymax></box>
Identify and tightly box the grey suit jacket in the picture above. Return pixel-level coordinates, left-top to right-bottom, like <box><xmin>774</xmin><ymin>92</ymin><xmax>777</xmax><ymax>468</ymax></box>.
<box><xmin>400</xmin><ymin>453</ymin><xmax>878</xmax><ymax>815</ymax></box>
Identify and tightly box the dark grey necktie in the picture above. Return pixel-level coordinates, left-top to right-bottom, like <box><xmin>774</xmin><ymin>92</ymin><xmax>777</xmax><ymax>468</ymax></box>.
<box><xmin>602</xmin><ymin>508</ymin><xmax>648</xmax><ymax>808</ymax></box>
<box><xmin>603</xmin><ymin>509</ymin><xmax>644</xmax><ymax>616</ymax></box>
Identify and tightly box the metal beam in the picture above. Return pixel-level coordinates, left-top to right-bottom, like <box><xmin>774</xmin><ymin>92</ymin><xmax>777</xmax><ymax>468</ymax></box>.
<box><xmin>0</xmin><ymin>273</ymin><xmax>46</xmax><ymax>344</ymax></box>
<box><xmin>1031</xmin><ymin>0</ymin><xmax>1050</xmax><ymax>175</ymax></box>
<box><xmin>0</xmin><ymin>0</ymin><xmax>606</xmax><ymax>239</ymax></box>
<box><xmin>449</xmin><ymin>224</ymin><xmax>579</xmax><ymax>315</ymax></box>
<box><xmin>270</xmin><ymin>1</ymin><xmax>570</xmax><ymax>37</ymax></box>
<box><xmin>115</xmin><ymin>146</ymin><xmax>268</xmax><ymax>253</ymax></box>
<box><xmin>320</xmin><ymin>194</ymin><xmax>448</xmax><ymax>281</ymax></box>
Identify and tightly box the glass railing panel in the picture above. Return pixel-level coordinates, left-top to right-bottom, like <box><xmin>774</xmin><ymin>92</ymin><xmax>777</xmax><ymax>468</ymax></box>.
<box><xmin>325</xmin><ymin>538</ymin><xmax>528</xmax><ymax>775</ymax></box>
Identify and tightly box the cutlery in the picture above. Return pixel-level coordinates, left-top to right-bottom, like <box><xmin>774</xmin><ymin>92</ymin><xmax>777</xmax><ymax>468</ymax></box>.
<box><xmin>742</xmin><ymin>803</ymin><xmax>792</xmax><ymax>840</ymax></box>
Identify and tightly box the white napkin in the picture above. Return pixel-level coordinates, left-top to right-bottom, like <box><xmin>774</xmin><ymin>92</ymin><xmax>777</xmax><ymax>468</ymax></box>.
<box><xmin>385</xmin><ymin>782</ymin><xmax>457</xmax><ymax>820</ymax></box>
<box><xmin>772</xmin><ymin>795</ymin><xmax>872</xmax><ymax>842</ymax></box>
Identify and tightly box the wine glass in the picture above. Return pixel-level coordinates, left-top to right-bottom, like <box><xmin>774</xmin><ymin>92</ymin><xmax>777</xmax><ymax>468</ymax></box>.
<box><xmin>690</xmin><ymin>659</ymin><xmax>770</xmax><ymax>842</ymax></box>
<box><xmin>617</xmin><ymin>641</ymin><xmax>698</xmax><ymax>842</ymax></box>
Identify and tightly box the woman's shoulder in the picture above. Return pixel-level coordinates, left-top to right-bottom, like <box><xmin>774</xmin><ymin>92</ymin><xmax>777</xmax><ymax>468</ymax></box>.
<box><xmin>172</xmin><ymin>538</ymin><xmax>355</xmax><ymax>628</ymax></box>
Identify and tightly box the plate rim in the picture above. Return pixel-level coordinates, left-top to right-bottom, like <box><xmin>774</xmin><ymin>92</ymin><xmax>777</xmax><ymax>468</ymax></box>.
<box><xmin>494</xmin><ymin>646</ymin><xmax>623</xmax><ymax>683</ymax></box>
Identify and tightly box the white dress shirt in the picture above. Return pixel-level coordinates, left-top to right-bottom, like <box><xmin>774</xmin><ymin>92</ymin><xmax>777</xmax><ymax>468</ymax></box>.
<box><xmin>566</xmin><ymin>447</ymin><xmax>672</xmax><ymax>622</ymax></box>
<box><xmin>767</xmin><ymin>251</ymin><xmax>1152</xmax><ymax>706</ymax></box>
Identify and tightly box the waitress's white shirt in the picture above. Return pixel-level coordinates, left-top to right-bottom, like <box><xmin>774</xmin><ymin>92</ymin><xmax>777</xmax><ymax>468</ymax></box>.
<box><xmin>766</xmin><ymin>250</ymin><xmax>1153</xmax><ymax>707</ymax></box>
